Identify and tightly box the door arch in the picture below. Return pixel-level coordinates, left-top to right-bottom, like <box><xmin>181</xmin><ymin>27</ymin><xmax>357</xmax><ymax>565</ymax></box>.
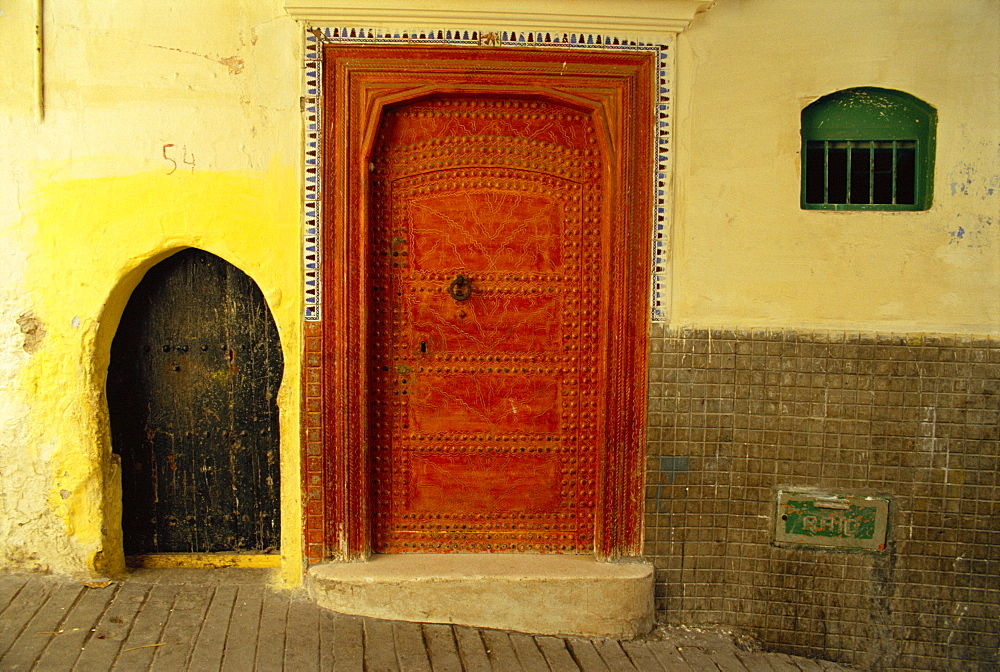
<box><xmin>107</xmin><ymin>248</ymin><xmax>283</xmax><ymax>555</ymax></box>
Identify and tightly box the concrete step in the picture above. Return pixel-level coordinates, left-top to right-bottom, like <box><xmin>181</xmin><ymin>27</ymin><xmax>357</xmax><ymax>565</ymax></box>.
<box><xmin>308</xmin><ymin>554</ymin><xmax>655</xmax><ymax>638</ymax></box>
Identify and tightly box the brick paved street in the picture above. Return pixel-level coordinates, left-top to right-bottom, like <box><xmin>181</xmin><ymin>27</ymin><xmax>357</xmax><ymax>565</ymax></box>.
<box><xmin>0</xmin><ymin>569</ymin><xmax>856</xmax><ymax>671</ymax></box>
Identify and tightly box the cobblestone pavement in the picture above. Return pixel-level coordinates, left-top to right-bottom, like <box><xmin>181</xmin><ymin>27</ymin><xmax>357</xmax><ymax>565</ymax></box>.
<box><xmin>0</xmin><ymin>569</ymin><xmax>857</xmax><ymax>671</ymax></box>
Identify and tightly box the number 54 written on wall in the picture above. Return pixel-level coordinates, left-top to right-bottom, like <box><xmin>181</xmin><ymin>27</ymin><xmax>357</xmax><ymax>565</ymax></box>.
<box><xmin>162</xmin><ymin>144</ymin><xmax>196</xmax><ymax>174</ymax></box>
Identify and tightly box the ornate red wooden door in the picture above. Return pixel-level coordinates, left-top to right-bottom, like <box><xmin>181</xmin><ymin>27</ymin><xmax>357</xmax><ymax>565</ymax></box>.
<box><xmin>313</xmin><ymin>45</ymin><xmax>652</xmax><ymax>562</ymax></box>
<box><xmin>370</xmin><ymin>97</ymin><xmax>603</xmax><ymax>553</ymax></box>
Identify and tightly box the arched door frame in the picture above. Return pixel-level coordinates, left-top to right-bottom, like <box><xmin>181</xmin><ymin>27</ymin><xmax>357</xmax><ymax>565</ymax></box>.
<box><xmin>98</xmin><ymin>246</ymin><xmax>285</xmax><ymax>568</ymax></box>
<box><xmin>307</xmin><ymin>44</ymin><xmax>654</xmax><ymax>563</ymax></box>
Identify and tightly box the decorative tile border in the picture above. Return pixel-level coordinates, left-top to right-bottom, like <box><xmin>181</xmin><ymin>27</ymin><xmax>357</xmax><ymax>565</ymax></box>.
<box><xmin>301</xmin><ymin>26</ymin><xmax>672</xmax><ymax>322</ymax></box>
<box><xmin>302</xmin><ymin>46</ymin><xmax>321</xmax><ymax>320</ymax></box>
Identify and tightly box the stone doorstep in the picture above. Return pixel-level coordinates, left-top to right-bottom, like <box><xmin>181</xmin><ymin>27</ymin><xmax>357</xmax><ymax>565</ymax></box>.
<box><xmin>307</xmin><ymin>554</ymin><xmax>655</xmax><ymax>639</ymax></box>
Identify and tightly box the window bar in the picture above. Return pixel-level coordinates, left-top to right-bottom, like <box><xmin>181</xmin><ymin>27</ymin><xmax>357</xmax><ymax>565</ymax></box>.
<box><xmin>891</xmin><ymin>140</ymin><xmax>898</xmax><ymax>205</ymax></box>
<box><xmin>823</xmin><ymin>140</ymin><xmax>829</xmax><ymax>205</ymax></box>
<box><xmin>868</xmin><ymin>140</ymin><xmax>875</xmax><ymax>204</ymax></box>
<box><xmin>845</xmin><ymin>140</ymin><xmax>852</xmax><ymax>206</ymax></box>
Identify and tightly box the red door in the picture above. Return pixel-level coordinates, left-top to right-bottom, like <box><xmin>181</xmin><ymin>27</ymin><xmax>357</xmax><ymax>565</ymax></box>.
<box><xmin>369</xmin><ymin>97</ymin><xmax>603</xmax><ymax>553</ymax></box>
<box><xmin>310</xmin><ymin>45</ymin><xmax>652</xmax><ymax>563</ymax></box>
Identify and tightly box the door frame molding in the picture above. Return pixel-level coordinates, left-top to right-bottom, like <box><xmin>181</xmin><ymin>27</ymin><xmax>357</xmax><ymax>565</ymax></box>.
<box><xmin>284</xmin><ymin>0</ymin><xmax>715</xmax><ymax>37</ymax></box>
<box><xmin>306</xmin><ymin>44</ymin><xmax>653</xmax><ymax>562</ymax></box>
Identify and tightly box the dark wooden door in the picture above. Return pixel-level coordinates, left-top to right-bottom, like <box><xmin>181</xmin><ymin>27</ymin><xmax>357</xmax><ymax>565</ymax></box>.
<box><xmin>369</xmin><ymin>96</ymin><xmax>605</xmax><ymax>553</ymax></box>
<box><xmin>108</xmin><ymin>249</ymin><xmax>282</xmax><ymax>555</ymax></box>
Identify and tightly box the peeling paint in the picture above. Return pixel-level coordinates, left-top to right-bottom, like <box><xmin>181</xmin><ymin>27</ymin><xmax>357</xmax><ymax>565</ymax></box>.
<box><xmin>16</xmin><ymin>312</ymin><xmax>46</xmax><ymax>353</ymax></box>
<box><xmin>949</xmin><ymin>214</ymin><xmax>994</xmax><ymax>248</ymax></box>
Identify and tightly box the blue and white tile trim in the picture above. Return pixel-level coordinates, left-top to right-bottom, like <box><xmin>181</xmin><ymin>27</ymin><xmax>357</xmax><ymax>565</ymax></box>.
<box><xmin>302</xmin><ymin>35</ymin><xmax>322</xmax><ymax>321</ymax></box>
<box><xmin>302</xmin><ymin>26</ymin><xmax>672</xmax><ymax>323</ymax></box>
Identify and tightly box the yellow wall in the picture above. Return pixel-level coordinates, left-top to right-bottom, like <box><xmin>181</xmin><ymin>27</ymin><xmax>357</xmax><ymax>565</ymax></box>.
<box><xmin>0</xmin><ymin>0</ymin><xmax>303</xmax><ymax>581</ymax></box>
<box><xmin>672</xmin><ymin>0</ymin><xmax>999</xmax><ymax>334</ymax></box>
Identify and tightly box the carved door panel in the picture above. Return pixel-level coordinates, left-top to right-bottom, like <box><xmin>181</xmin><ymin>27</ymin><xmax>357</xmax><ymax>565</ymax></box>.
<box><xmin>370</xmin><ymin>97</ymin><xmax>603</xmax><ymax>553</ymax></box>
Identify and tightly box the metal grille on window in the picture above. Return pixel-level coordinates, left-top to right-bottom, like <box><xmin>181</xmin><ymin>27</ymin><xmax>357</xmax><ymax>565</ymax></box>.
<box><xmin>804</xmin><ymin>140</ymin><xmax>916</xmax><ymax>206</ymax></box>
<box><xmin>800</xmin><ymin>88</ymin><xmax>935</xmax><ymax>211</ymax></box>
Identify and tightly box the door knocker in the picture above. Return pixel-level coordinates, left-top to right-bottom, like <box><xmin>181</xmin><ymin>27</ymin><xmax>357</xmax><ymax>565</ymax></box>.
<box><xmin>447</xmin><ymin>274</ymin><xmax>472</xmax><ymax>301</ymax></box>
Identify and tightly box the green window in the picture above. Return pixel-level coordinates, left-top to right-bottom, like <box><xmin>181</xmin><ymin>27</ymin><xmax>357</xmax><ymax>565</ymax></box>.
<box><xmin>801</xmin><ymin>88</ymin><xmax>936</xmax><ymax>210</ymax></box>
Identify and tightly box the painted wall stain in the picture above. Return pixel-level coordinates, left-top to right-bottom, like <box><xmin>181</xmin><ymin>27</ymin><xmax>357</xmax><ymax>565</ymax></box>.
<box><xmin>949</xmin><ymin>162</ymin><xmax>975</xmax><ymax>196</ymax></box>
<box><xmin>16</xmin><ymin>312</ymin><xmax>46</xmax><ymax>353</ymax></box>
<box><xmin>142</xmin><ymin>41</ymin><xmax>245</xmax><ymax>75</ymax></box>
<box><xmin>949</xmin><ymin>215</ymin><xmax>994</xmax><ymax>248</ymax></box>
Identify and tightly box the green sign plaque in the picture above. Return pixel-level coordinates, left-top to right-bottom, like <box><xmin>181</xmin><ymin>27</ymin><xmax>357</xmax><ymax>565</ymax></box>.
<box><xmin>775</xmin><ymin>491</ymin><xmax>889</xmax><ymax>550</ymax></box>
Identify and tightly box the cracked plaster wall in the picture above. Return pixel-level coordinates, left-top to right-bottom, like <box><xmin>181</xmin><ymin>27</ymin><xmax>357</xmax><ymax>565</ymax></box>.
<box><xmin>0</xmin><ymin>0</ymin><xmax>303</xmax><ymax>581</ymax></box>
<box><xmin>673</xmin><ymin>0</ymin><xmax>999</xmax><ymax>335</ymax></box>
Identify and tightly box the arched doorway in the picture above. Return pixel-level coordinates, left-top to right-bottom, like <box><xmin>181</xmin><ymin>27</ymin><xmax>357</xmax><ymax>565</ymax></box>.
<box><xmin>107</xmin><ymin>249</ymin><xmax>282</xmax><ymax>557</ymax></box>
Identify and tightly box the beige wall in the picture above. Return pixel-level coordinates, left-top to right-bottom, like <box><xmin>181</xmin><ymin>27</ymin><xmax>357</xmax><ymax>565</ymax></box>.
<box><xmin>671</xmin><ymin>0</ymin><xmax>999</xmax><ymax>334</ymax></box>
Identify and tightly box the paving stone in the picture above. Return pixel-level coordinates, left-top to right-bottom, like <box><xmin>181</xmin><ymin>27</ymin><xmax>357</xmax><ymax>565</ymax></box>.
<box><xmin>393</xmin><ymin>620</ymin><xmax>431</xmax><ymax>671</ymax></box>
<box><xmin>219</xmin><ymin>584</ymin><xmax>265</xmax><ymax>672</ymax></box>
<box><xmin>482</xmin><ymin>629</ymin><xmax>523</xmax><ymax>670</ymax></box>
<box><xmin>789</xmin><ymin>655</ymin><xmax>827</xmax><ymax>671</ymax></box>
<box><xmin>0</xmin><ymin>577</ymin><xmax>53</xmax><ymax>657</ymax></box>
<box><xmin>767</xmin><ymin>653</ymin><xmax>804</xmax><ymax>671</ymax></box>
<box><xmin>254</xmin><ymin>590</ymin><xmax>291</xmax><ymax>670</ymax></box>
<box><xmin>536</xmin><ymin>635</ymin><xmax>581</xmax><ymax>672</ymax></box>
<box><xmin>621</xmin><ymin>639</ymin><xmax>670</xmax><ymax>672</ymax></box>
<box><xmin>509</xmin><ymin>631</ymin><xmax>550</xmax><ymax>671</ymax></box>
<box><xmin>187</xmin><ymin>584</ymin><xmax>238</xmax><ymax>671</ymax></box>
<box><xmin>592</xmin><ymin>639</ymin><xmax>639</xmax><ymax>671</ymax></box>
<box><xmin>363</xmin><ymin>614</ymin><xmax>398</xmax><ymax>671</ymax></box>
<box><xmin>648</xmin><ymin>640</ymin><xmax>695</xmax><ymax>670</ymax></box>
<box><xmin>284</xmin><ymin>596</ymin><xmax>321</xmax><ymax>671</ymax></box>
<box><xmin>0</xmin><ymin>576</ymin><xmax>32</xmax><ymax>621</ymax></box>
<box><xmin>565</xmin><ymin>638</ymin><xmax>612</xmax><ymax>671</ymax></box>
<box><xmin>734</xmin><ymin>649</ymin><xmax>780</xmax><ymax>671</ymax></box>
<box><xmin>677</xmin><ymin>642</ymin><xmax>725</xmax><ymax>671</ymax></box>
<box><xmin>74</xmin><ymin>582</ymin><xmax>149</xmax><ymax>672</ymax></box>
<box><xmin>423</xmin><ymin>623</ymin><xmax>464</xmax><ymax>672</ymax></box>
<box><xmin>148</xmin><ymin>584</ymin><xmax>215</xmax><ymax>671</ymax></box>
<box><xmin>0</xmin><ymin>581</ymin><xmax>84</xmax><ymax>671</ymax></box>
<box><xmin>453</xmin><ymin>625</ymin><xmax>492</xmax><ymax>671</ymax></box>
<box><xmin>326</xmin><ymin>611</ymin><xmax>365</xmax><ymax>671</ymax></box>
<box><xmin>32</xmin><ymin>581</ymin><xmax>120</xmax><ymax>672</ymax></box>
<box><xmin>110</xmin><ymin>583</ymin><xmax>180</xmax><ymax>671</ymax></box>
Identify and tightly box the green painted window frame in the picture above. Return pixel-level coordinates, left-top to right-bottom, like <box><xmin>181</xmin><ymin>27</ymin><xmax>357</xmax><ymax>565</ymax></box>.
<box><xmin>801</xmin><ymin>88</ymin><xmax>936</xmax><ymax>211</ymax></box>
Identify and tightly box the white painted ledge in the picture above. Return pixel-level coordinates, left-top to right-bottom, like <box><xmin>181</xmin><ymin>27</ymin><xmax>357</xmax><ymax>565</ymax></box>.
<box><xmin>284</xmin><ymin>0</ymin><xmax>715</xmax><ymax>40</ymax></box>
<box><xmin>308</xmin><ymin>554</ymin><xmax>655</xmax><ymax>638</ymax></box>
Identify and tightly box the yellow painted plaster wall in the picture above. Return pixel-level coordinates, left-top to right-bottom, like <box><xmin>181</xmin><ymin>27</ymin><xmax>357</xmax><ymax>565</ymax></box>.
<box><xmin>672</xmin><ymin>0</ymin><xmax>999</xmax><ymax>334</ymax></box>
<box><xmin>0</xmin><ymin>0</ymin><xmax>303</xmax><ymax>582</ymax></box>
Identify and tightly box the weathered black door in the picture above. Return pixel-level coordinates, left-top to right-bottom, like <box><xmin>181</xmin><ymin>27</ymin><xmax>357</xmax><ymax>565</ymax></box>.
<box><xmin>108</xmin><ymin>249</ymin><xmax>282</xmax><ymax>555</ymax></box>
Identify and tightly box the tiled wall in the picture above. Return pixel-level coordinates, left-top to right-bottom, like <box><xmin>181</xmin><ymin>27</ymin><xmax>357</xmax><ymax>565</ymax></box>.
<box><xmin>644</xmin><ymin>327</ymin><xmax>999</xmax><ymax>671</ymax></box>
